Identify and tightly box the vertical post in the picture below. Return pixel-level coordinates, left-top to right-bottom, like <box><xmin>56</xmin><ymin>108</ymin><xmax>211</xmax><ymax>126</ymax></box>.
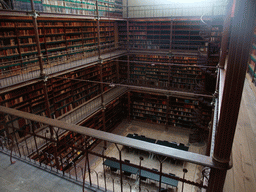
<box><xmin>102</xmin><ymin>147</ymin><xmax>107</xmax><ymax>191</ymax></box>
<box><xmin>206</xmin><ymin>102</ymin><xmax>215</xmax><ymax>156</ymax></box>
<box><xmin>42</xmin><ymin>81</ymin><xmax>53</xmax><ymax>135</ymax></box>
<box><xmin>69</xmin><ymin>73</ymin><xmax>75</xmax><ymax>109</ymax></box>
<box><xmin>219</xmin><ymin>0</ymin><xmax>234</xmax><ymax>68</ymax></box>
<box><xmin>96</xmin><ymin>0</ymin><xmax>102</xmax><ymax>59</ymax></box>
<box><xmin>126</xmin><ymin>2</ymin><xmax>130</xmax><ymax>83</ymax></box>
<box><xmin>42</xmin><ymin>23</ymin><xmax>49</xmax><ymax>64</ymax></box>
<box><xmin>139</xmin><ymin>156</ymin><xmax>143</xmax><ymax>192</ymax></box>
<box><xmin>126</xmin><ymin>19</ymin><xmax>129</xmax><ymax>50</ymax></box>
<box><xmin>96</xmin><ymin>0</ymin><xmax>107</xmax><ymax>148</ymax></box>
<box><xmin>82</xmin><ymin>148</ymin><xmax>87</xmax><ymax>192</ymax></box>
<box><xmin>10</xmin><ymin>118</ymin><xmax>21</xmax><ymax>157</ymax></box>
<box><xmin>207</xmin><ymin>0</ymin><xmax>255</xmax><ymax>191</ymax></box>
<box><xmin>158</xmin><ymin>162</ymin><xmax>163</xmax><ymax>192</ymax></box>
<box><xmin>31</xmin><ymin>121</ymin><xmax>40</xmax><ymax>165</ymax></box>
<box><xmin>4</xmin><ymin>119</ymin><xmax>16</xmax><ymax>164</ymax></box>
<box><xmin>24</xmin><ymin>138</ymin><xmax>30</xmax><ymax>159</ymax></box>
<box><xmin>115</xmin><ymin>144</ymin><xmax>123</xmax><ymax>192</ymax></box>
<box><xmin>128</xmin><ymin>91</ymin><xmax>131</xmax><ymax>122</ymax></box>
<box><xmin>170</xmin><ymin>20</ymin><xmax>173</xmax><ymax>50</ymax></box>
<box><xmin>181</xmin><ymin>168</ymin><xmax>188</xmax><ymax>192</ymax></box>
<box><xmin>14</xmin><ymin>23</ymin><xmax>23</xmax><ymax>68</ymax></box>
<box><xmin>206</xmin><ymin>85</ymin><xmax>219</xmax><ymax>157</ymax></box>
<box><xmin>116</xmin><ymin>59</ymin><xmax>120</xmax><ymax>82</ymax></box>
<box><xmin>30</xmin><ymin>1</ymin><xmax>56</xmax><ymax>154</ymax></box>
<box><xmin>168</xmin><ymin>56</ymin><xmax>172</xmax><ymax>89</ymax></box>
<box><xmin>165</xmin><ymin>95</ymin><xmax>170</xmax><ymax>131</ymax></box>
<box><xmin>86</xmin><ymin>147</ymin><xmax>92</xmax><ymax>186</ymax></box>
<box><xmin>127</xmin><ymin>55</ymin><xmax>130</xmax><ymax>82</ymax></box>
<box><xmin>63</xmin><ymin>22</ymin><xmax>69</xmax><ymax>61</ymax></box>
<box><xmin>30</xmin><ymin>0</ymin><xmax>44</xmax><ymax>74</ymax></box>
<box><xmin>42</xmin><ymin>80</ymin><xmax>60</xmax><ymax>171</ymax></box>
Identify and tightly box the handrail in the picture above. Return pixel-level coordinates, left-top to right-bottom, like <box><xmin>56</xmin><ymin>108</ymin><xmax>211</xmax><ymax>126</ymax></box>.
<box><xmin>0</xmin><ymin>105</ymin><xmax>229</xmax><ymax>169</ymax></box>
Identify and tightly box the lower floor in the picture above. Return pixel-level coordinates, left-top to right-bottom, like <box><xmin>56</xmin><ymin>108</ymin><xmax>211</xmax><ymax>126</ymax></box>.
<box><xmin>1</xmin><ymin>76</ymin><xmax>255</xmax><ymax>192</ymax></box>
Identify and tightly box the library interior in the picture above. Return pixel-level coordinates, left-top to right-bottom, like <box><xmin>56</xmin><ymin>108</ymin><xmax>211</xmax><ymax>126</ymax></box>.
<box><xmin>0</xmin><ymin>0</ymin><xmax>256</xmax><ymax>192</ymax></box>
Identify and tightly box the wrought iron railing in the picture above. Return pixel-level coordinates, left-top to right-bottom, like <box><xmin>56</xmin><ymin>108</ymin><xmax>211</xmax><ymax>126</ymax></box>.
<box><xmin>0</xmin><ymin>105</ymin><xmax>228</xmax><ymax>192</ymax></box>
<box><xmin>0</xmin><ymin>44</ymin><xmax>126</xmax><ymax>89</ymax></box>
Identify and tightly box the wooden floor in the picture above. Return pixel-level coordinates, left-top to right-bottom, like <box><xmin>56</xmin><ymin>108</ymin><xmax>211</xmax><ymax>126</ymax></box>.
<box><xmin>224</xmin><ymin>75</ymin><xmax>256</xmax><ymax>192</ymax></box>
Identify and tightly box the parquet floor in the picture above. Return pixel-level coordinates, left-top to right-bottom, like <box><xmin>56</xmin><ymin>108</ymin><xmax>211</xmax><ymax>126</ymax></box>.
<box><xmin>224</xmin><ymin>75</ymin><xmax>256</xmax><ymax>192</ymax></box>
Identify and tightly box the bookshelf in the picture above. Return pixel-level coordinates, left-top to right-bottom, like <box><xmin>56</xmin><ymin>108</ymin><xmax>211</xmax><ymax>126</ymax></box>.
<box><xmin>171</xmin><ymin>20</ymin><xmax>207</xmax><ymax>52</ymax></box>
<box><xmin>248</xmin><ymin>25</ymin><xmax>256</xmax><ymax>83</ymax></box>
<box><xmin>0</xmin><ymin>59</ymin><xmax>119</xmax><ymax>120</ymax></box>
<box><xmin>12</xmin><ymin>0</ymin><xmax>123</xmax><ymax>18</ymax></box>
<box><xmin>117</xmin><ymin>18</ymin><xmax>222</xmax><ymax>52</ymax></box>
<box><xmin>119</xmin><ymin>54</ymin><xmax>212</xmax><ymax>94</ymax></box>
<box><xmin>118</xmin><ymin>55</ymin><xmax>128</xmax><ymax>80</ymax></box>
<box><xmin>0</xmin><ymin>82</ymin><xmax>47</xmax><ymax>116</ymax></box>
<box><xmin>29</xmin><ymin>89</ymin><xmax>126</xmax><ymax>171</ymax></box>
<box><xmin>0</xmin><ymin>17</ymin><xmax>39</xmax><ymax>76</ymax></box>
<box><xmin>30</xmin><ymin>131</ymin><xmax>85</xmax><ymax>171</ymax></box>
<box><xmin>117</xmin><ymin>21</ymin><xmax>127</xmax><ymax>49</ymax></box>
<box><xmin>0</xmin><ymin>16</ymin><xmax>120</xmax><ymax>78</ymax></box>
<box><xmin>207</xmin><ymin>20</ymin><xmax>223</xmax><ymax>67</ymax></box>
<box><xmin>130</xmin><ymin>91</ymin><xmax>212</xmax><ymax>129</ymax></box>
<box><xmin>81</xmin><ymin>94</ymin><xmax>127</xmax><ymax>132</ymax></box>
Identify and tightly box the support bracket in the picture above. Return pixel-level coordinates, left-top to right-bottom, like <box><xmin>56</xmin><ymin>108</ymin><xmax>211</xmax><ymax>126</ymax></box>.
<box><xmin>27</xmin><ymin>10</ymin><xmax>40</xmax><ymax>18</ymax></box>
<box><xmin>40</xmin><ymin>72</ymin><xmax>48</xmax><ymax>82</ymax></box>
<box><xmin>102</xmin><ymin>103</ymin><xmax>106</xmax><ymax>110</ymax></box>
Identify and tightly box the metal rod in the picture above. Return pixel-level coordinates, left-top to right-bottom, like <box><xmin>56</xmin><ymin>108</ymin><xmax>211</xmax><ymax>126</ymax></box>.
<box><xmin>181</xmin><ymin>168</ymin><xmax>188</xmax><ymax>192</ymax></box>
<box><xmin>53</xmin><ymin>76</ymin><xmax>213</xmax><ymax>98</ymax></box>
<box><xmin>128</xmin><ymin>91</ymin><xmax>131</xmax><ymax>122</ymax></box>
<box><xmin>4</xmin><ymin>122</ymin><xmax>16</xmax><ymax>164</ymax></box>
<box><xmin>102</xmin><ymin>147</ymin><xmax>107</xmax><ymax>190</ymax></box>
<box><xmin>82</xmin><ymin>149</ymin><xmax>87</xmax><ymax>192</ymax></box>
<box><xmin>31</xmin><ymin>121</ymin><xmax>40</xmax><ymax>166</ymax></box>
<box><xmin>165</xmin><ymin>95</ymin><xmax>170</xmax><ymax>131</ymax></box>
<box><xmin>115</xmin><ymin>144</ymin><xmax>123</xmax><ymax>192</ymax></box>
<box><xmin>115</xmin><ymin>59</ymin><xmax>216</xmax><ymax>69</ymax></box>
<box><xmin>30</xmin><ymin>0</ymin><xmax>44</xmax><ymax>75</ymax></box>
<box><xmin>139</xmin><ymin>156</ymin><xmax>143</xmax><ymax>192</ymax></box>
<box><xmin>86</xmin><ymin>146</ymin><xmax>92</xmax><ymax>186</ymax></box>
<box><xmin>10</xmin><ymin>116</ymin><xmax>21</xmax><ymax>157</ymax></box>
<box><xmin>158</xmin><ymin>162</ymin><xmax>163</xmax><ymax>192</ymax></box>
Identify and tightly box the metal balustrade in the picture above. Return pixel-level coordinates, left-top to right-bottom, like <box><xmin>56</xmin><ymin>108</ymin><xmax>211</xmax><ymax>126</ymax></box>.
<box><xmin>59</xmin><ymin>86</ymin><xmax>128</xmax><ymax>125</ymax></box>
<box><xmin>123</xmin><ymin>1</ymin><xmax>228</xmax><ymax>18</ymax></box>
<box><xmin>0</xmin><ymin>104</ymin><xmax>229</xmax><ymax>192</ymax></box>
<box><xmin>0</xmin><ymin>47</ymin><xmax>127</xmax><ymax>89</ymax></box>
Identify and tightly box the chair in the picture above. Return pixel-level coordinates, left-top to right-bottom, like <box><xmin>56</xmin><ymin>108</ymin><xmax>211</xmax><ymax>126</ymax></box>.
<box><xmin>140</xmin><ymin>176</ymin><xmax>147</xmax><ymax>182</ymax></box>
<box><xmin>110</xmin><ymin>167</ymin><xmax>118</xmax><ymax>172</ymax></box>
<box><xmin>124</xmin><ymin>159</ymin><xmax>130</xmax><ymax>163</ymax></box>
<box><xmin>124</xmin><ymin>171</ymin><xmax>132</xmax><ymax>177</ymax></box>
